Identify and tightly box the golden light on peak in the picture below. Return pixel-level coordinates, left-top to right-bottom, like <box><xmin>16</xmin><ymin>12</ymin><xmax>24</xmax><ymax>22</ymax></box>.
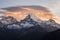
<box><xmin>3</xmin><ymin>7</ymin><xmax>60</xmax><ymax>24</ymax></box>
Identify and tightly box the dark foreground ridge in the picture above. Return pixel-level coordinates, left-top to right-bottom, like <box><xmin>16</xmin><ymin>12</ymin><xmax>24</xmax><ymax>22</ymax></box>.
<box><xmin>0</xmin><ymin>26</ymin><xmax>60</xmax><ymax>40</ymax></box>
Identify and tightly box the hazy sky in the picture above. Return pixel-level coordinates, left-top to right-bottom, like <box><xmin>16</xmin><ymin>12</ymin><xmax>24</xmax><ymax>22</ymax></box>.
<box><xmin>0</xmin><ymin>0</ymin><xmax>60</xmax><ymax>17</ymax></box>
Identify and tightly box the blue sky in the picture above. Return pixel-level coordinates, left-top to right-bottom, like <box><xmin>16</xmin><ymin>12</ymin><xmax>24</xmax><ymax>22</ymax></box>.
<box><xmin>0</xmin><ymin>0</ymin><xmax>60</xmax><ymax>17</ymax></box>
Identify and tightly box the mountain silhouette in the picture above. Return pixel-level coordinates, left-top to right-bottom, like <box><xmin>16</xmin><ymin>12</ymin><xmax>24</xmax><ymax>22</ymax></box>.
<box><xmin>0</xmin><ymin>15</ymin><xmax>47</xmax><ymax>40</ymax></box>
<box><xmin>0</xmin><ymin>14</ymin><xmax>59</xmax><ymax>31</ymax></box>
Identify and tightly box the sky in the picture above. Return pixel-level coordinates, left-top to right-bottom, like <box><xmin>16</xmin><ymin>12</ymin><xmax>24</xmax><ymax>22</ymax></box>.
<box><xmin>0</xmin><ymin>0</ymin><xmax>60</xmax><ymax>17</ymax></box>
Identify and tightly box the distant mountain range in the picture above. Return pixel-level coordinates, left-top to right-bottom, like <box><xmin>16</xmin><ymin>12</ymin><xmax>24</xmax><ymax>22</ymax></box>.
<box><xmin>0</xmin><ymin>14</ymin><xmax>59</xmax><ymax>32</ymax></box>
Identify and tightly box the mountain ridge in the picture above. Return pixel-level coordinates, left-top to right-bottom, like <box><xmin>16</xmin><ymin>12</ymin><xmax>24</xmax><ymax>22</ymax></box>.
<box><xmin>0</xmin><ymin>15</ymin><xmax>59</xmax><ymax>32</ymax></box>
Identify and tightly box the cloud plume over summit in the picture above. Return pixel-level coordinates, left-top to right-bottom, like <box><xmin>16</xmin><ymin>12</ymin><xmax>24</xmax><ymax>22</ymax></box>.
<box><xmin>0</xmin><ymin>5</ymin><xmax>60</xmax><ymax>24</ymax></box>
